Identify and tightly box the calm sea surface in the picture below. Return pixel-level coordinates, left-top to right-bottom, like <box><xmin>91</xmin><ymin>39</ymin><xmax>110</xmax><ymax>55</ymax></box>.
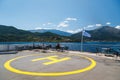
<box><xmin>0</xmin><ymin>42</ymin><xmax>120</xmax><ymax>53</ymax></box>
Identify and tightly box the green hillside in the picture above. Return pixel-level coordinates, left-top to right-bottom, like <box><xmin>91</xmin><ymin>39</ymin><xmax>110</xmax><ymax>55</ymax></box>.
<box><xmin>0</xmin><ymin>25</ymin><xmax>71</xmax><ymax>42</ymax></box>
<box><xmin>71</xmin><ymin>26</ymin><xmax>120</xmax><ymax>41</ymax></box>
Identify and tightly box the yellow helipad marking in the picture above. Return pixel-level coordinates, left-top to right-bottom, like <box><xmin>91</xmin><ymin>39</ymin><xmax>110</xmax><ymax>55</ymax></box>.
<box><xmin>32</xmin><ymin>55</ymin><xmax>71</xmax><ymax>65</ymax></box>
<box><xmin>4</xmin><ymin>54</ymin><xmax>96</xmax><ymax>76</ymax></box>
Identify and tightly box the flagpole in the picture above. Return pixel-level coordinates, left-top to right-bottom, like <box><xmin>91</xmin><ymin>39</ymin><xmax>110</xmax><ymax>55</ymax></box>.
<box><xmin>81</xmin><ymin>28</ymin><xmax>91</xmax><ymax>52</ymax></box>
<box><xmin>81</xmin><ymin>29</ymin><xmax>84</xmax><ymax>52</ymax></box>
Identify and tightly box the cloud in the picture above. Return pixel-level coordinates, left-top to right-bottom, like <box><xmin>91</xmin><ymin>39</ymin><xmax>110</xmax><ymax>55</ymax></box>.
<box><xmin>42</xmin><ymin>22</ymin><xmax>52</xmax><ymax>26</ymax></box>
<box><xmin>106</xmin><ymin>22</ymin><xmax>111</xmax><ymax>25</ymax></box>
<box><xmin>67</xmin><ymin>29</ymin><xmax>82</xmax><ymax>33</ymax></box>
<box><xmin>42</xmin><ymin>24</ymin><xmax>46</xmax><ymax>26</ymax></box>
<box><xmin>115</xmin><ymin>25</ymin><xmax>120</xmax><ymax>29</ymax></box>
<box><xmin>47</xmin><ymin>22</ymin><xmax>52</xmax><ymax>25</ymax></box>
<box><xmin>96</xmin><ymin>24</ymin><xmax>102</xmax><ymax>26</ymax></box>
<box><xmin>35</xmin><ymin>27</ymin><xmax>53</xmax><ymax>30</ymax></box>
<box><xmin>35</xmin><ymin>27</ymin><xmax>42</xmax><ymax>30</ymax></box>
<box><xmin>85</xmin><ymin>24</ymin><xmax>102</xmax><ymax>30</ymax></box>
<box><xmin>63</xmin><ymin>20</ymin><xmax>69</xmax><ymax>23</ymax></box>
<box><xmin>67</xmin><ymin>23</ymin><xmax>102</xmax><ymax>33</ymax></box>
<box><xmin>57</xmin><ymin>17</ymin><xmax>77</xmax><ymax>28</ymax></box>
<box><xmin>65</xmin><ymin>17</ymin><xmax>77</xmax><ymax>21</ymax></box>
<box><xmin>87</xmin><ymin>25</ymin><xmax>95</xmax><ymax>28</ymax></box>
<box><xmin>57</xmin><ymin>22</ymin><xmax>69</xmax><ymax>27</ymax></box>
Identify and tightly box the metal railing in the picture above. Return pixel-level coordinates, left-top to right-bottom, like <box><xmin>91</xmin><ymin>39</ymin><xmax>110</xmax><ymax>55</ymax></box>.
<box><xmin>0</xmin><ymin>42</ymin><xmax>120</xmax><ymax>54</ymax></box>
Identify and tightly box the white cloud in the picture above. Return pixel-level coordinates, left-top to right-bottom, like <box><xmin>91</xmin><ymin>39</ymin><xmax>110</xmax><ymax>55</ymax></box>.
<box><xmin>106</xmin><ymin>22</ymin><xmax>111</xmax><ymax>25</ymax></box>
<box><xmin>35</xmin><ymin>27</ymin><xmax>53</xmax><ymax>30</ymax></box>
<box><xmin>115</xmin><ymin>25</ymin><xmax>120</xmax><ymax>29</ymax></box>
<box><xmin>63</xmin><ymin>20</ymin><xmax>69</xmax><ymax>23</ymax></box>
<box><xmin>85</xmin><ymin>24</ymin><xmax>102</xmax><ymax>30</ymax></box>
<box><xmin>57</xmin><ymin>22</ymin><xmax>69</xmax><ymax>27</ymax></box>
<box><xmin>87</xmin><ymin>25</ymin><xmax>95</xmax><ymax>28</ymax></box>
<box><xmin>42</xmin><ymin>22</ymin><xmax>52</xmax><ymax>26</ymax></box>
<box><xmin>66</xmin><ymin>30</ymin><xmax>74</xmax><ymax>33</ymax></box>
<box><xmin>47</xmin><ymin>22</ymin><xmax>52</xmax><ymax>25</ymax></box>
<box><xmin>67</xmin><ymin>29</ymin><xmax>82</xmax><ymax>33</ymax></box>
<box><xmin>65</xmin><ymin>17</ymin><xmax>77</xmax><ymax>21</ymax></box>
<box><xmin>42</xmin><ymin>24</ymin><xmax>46</xmax><ymax>26</ymax></box>
<box><xmin>85</xmin><ymin>25</ymin><xmax>95</xmax><ymax>30</ymax></box>
<box><xmin>35</xmin><ymin>27</ymin><xmax>42</xmax><ymax>30</ymax></box>
<box><xmin>57</xmin><ymin>17</ymin><xmax>77</xmax><ymax>28</ymax></box>
<box><xmin>96</xmin><ymin>24</ymin><xmax>102</xmax><ymax>26</ymax></box>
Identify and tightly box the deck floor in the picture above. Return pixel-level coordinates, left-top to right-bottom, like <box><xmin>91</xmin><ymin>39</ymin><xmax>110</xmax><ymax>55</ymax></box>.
<box><xmin>0</xmin><ymin>50</ymin><xmax>120</xmax><ymax>80</ymax></box>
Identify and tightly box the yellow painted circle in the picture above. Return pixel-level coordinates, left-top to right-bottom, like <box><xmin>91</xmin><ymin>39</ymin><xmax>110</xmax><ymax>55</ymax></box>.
<box><xmin>4</xmin><ymin>54</ymin><xmax>96</xmax><ymax>76</ymax></box>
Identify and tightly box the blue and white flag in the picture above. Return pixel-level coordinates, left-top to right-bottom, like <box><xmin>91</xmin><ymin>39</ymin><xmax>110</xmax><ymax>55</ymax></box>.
<box><xmin>82</xmin><ymin>30</ymin><xmax>91</xmax><ymax>37</ymax></box>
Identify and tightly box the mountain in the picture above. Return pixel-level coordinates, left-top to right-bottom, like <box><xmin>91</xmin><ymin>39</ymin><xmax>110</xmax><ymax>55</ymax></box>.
<box><xmin>0</xmin><ymin>25</ymin><xmax>35</xmax><ymax>41</ymax></box>
<box><xmin>29</xmin><ymin>29</ymin><xmax>72</xmax><ymax>36</ymax></box>
<box><xmin>1</xmin><ymin>25</ymin><xmax>120</xmax><ymax>42</ymax></box>
<box><xmin>0</xmin><ymin>25</ymin><xmax>71</xmax><ymax>42</ymax></box>
<box><xmin>71</xmin><ymin>26</ymin><xmax>120</xmax><ymax>41</ymax></box>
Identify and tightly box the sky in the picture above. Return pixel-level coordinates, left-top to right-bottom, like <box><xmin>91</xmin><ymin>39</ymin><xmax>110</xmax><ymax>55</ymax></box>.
<box><xmin>0</xmin><ymin>0</ymin><xmax>120</xmax><ymax>33</ymax></box>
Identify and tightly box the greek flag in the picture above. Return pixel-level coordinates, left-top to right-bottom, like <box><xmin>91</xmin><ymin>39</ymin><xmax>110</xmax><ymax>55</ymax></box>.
<box><xmin>82</xmin><ymin>30</ymin><xmax>91</xmax><ymax>37</ymax></box>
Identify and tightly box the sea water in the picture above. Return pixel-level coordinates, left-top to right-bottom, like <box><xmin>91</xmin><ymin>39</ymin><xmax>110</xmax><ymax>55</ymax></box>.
<box><xmin>0</xmin><ymin>42</ymin><xmax>120</xmax><ymax>53</ymax></box>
